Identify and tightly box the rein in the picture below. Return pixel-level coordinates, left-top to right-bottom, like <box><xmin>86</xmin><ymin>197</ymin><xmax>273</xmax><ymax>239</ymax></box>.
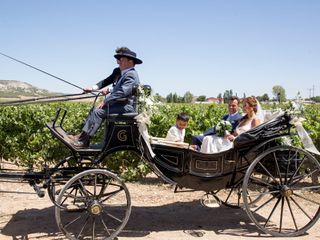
<box><xmin>0</xmin><ymin>93</ymin><xmax>99</xmax><ymax>106</ymax></box>
<box><xmin>0</xmin><ymin>51</ymin><xmax>99</xmax><ymax>106</ymax></box>
<box><xmin>0</xmin><ymin>52</ymin><xmax>85</xmax><ymax>92</ymax></box>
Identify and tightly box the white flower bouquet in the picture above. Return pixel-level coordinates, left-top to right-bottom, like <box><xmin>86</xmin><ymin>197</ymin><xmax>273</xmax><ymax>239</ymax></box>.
<box><xmin>137</xmin><ymin>84</ymin><xmax>156</xmax><ymax>116</ymax></box>
<box><xmin>285</xmin><ymin>93</ymin><xmax>305</xmax><ymax>117</ymax></box>
<box><xmin>215</xmin><ymin>120</ymin><xmax>232</xmax><ymax>137</ymax></box>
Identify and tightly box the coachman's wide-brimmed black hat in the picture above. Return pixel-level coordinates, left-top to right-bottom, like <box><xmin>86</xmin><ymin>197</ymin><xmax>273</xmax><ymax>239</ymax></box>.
<box><xmin>114</xmin><ymin>48</ymin><xmax>143</xmax><ymax>64</ymax></box>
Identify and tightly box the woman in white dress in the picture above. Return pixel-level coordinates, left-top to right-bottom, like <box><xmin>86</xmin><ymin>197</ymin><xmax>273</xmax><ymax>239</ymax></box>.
<box><xmin>200</xmin><ymin>96</ymin><xmax>262</xmax><ymax>153</ymax></box>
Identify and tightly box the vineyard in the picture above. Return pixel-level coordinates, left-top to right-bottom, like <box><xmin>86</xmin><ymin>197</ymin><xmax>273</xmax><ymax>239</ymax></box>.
<box><xmin>0</xmin><ymin>101</ymin><xmax>319</xmax><ymax>179</ymax></box>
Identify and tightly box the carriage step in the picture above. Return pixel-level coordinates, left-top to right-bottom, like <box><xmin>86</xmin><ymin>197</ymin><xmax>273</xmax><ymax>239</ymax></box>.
<box><xmin>200</xmin><ymin>193</ymin><xmax>221</xmax><ymax>208</ymax></box>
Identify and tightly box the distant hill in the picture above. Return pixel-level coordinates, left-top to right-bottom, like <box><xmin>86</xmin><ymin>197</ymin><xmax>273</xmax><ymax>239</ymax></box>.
<box><xmin>0</xmin><ymin>80</ymin><xmax>59</xmax><ymax>98</ymax></box>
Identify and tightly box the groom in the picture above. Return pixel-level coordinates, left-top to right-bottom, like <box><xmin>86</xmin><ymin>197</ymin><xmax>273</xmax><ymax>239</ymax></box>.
<box><xmin>191</xmin><ymin>96</ymin><xmax>242</xmax><ymax>149</ymax></box>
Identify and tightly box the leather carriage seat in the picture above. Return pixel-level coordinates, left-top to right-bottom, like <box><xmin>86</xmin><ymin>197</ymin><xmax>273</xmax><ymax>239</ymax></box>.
<box><xmin>107</xmin><ymin>112</ymin><xmax>139</xmax><ymax>121</ymax></box>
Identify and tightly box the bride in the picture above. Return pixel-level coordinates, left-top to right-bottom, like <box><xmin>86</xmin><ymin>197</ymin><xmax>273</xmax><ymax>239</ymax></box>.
<box><xmin>200</xmin><ymin>96</ymin><xmax>262</xmax><ymax>153</ymax></box>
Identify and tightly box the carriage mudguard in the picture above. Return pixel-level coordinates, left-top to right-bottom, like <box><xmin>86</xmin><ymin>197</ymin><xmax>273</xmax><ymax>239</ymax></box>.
<box><xmin>233</xmin><ymin>114</ymin><xmax>292</xmax><ymax>149</ymax></box>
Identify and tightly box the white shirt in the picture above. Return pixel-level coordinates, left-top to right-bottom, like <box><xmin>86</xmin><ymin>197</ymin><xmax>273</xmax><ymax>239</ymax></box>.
<box><xmin>165</xmin><ymin>125</ymin><xmax>185</xmax><ymax>142</ymax></box>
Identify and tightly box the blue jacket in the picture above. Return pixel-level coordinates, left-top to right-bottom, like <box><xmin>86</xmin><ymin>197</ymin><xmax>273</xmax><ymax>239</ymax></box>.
<box><xmin>96</xmin><ymin>67</ymin><xmax>121</xmax><ymax>89</ymax></box>
<box><xmin>222</xmin><ymin>112</ymin><xmax>243</xmax><ymax>132</ymax></box>
<box><xmin>104</xmin><ymin>68</ymin><xmax>140</xmax><ymax>113</ymax></box>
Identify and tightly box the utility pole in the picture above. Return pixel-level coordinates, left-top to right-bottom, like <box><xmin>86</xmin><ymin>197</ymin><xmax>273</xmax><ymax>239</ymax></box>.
<box><xmin>308</xmin><ymin>85</ymin><xmax>316</xmax><ymax>99</ymax></box>
<box><xmin>312</xmin><ymin>85</ymin><xmax>315</xmax><ymax>98</ymax></box>
<box><xmin>307</xmin><ymin>88</ymin><xmax>312</xmax><ymax>98</ymax></box>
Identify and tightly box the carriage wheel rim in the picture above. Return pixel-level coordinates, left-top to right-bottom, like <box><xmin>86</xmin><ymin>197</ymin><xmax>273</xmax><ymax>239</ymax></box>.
<box><xmin>242</xmin><ymin>145</ymin><xmax>320</xmax><ymax>237</ymax></box>
<box><xmin>55</xmin><ymin>169</ymin><xmax>131</xmax><ymax>240</ymax></box>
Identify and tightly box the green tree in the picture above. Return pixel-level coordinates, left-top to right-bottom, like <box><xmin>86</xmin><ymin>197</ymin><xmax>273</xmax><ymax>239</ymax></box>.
<box><xmin>272</xmin><ymin>85</ymin><xmax>286</xmax><ymax>103</ymax></box>
<box><xmin>166</xmin><ymin>92</ymin><xmax>185</xmax><ymax>103</ymax></box>
<box><xmin>257</xmin><ymin>93</ymin><xmax>270</xmax><ymax>102</ymax></box>
<box><xmin>154</xmin><ymin>93</ymin><xmax>165</xmax><ymax>102</ymax></box>
<box><xmin>311</xmin><ymin>96</ymin><xmax>320</xmax><ymax>102</ymax></box>
<box><xmin>262</xmin><ymin>93</ymin><xmax>270</xmax><ymax>102</ymax></box>
<box><xmin>223</xmin><ymin>89</ymin><xmax>234</xmax><ymax>103</ymax></box>
<box><xmin>197</xmin><ymin>95</ymin><xmax>206</xmax><ymax>102</ymax></box>
<box><xmin>183</xmin><ymin>91</ymin><xmax>193</xmax><ymax>103</ymax></box>
<box><xmin>243</xmin><ymin>93</ymin><xmax>246</xmax><ymax>99</ymax></box>
<box><xmin>217</xmin><ymin>93</ymin><xmax>223</xmax><ymax>103</ymax></box>
<box><xmin>172</xmin><ymin>93</ymin><xmax>179</xmax><ymax>103</ymax></box>
<box><xmin>166</xmin><ymin>93</ymin><xmax>173</xmax><ymax>103</ymax></box>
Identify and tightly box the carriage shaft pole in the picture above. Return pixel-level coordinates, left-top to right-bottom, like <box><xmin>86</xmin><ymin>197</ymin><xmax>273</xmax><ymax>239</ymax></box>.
<box><xmin>0</xmin><ymin>171</ymin><xmax>47</xmax><ymax>181</ymax></box>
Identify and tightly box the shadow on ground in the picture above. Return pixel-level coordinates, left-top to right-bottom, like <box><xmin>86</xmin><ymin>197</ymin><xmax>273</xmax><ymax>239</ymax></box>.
<box><xmin>1</xmin><ymin>200</ymin><xmax>268</xmax><ymax>239</ymax></box>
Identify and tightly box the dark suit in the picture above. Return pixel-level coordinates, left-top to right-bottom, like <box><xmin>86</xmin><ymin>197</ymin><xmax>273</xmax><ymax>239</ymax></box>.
<box><xmin>191</xmin><ymin>112</ymin><xmax>242</xmax><ymax>148</ymax></box>
<box><xmin>96</xmin><ymin>67</ymin><xmax>121</xmax><ymax>89</ymax></box>
<box><xmin>82</xmin><ymin>67</ymin><xmax>140</xmax><ymax>137</ymax></box>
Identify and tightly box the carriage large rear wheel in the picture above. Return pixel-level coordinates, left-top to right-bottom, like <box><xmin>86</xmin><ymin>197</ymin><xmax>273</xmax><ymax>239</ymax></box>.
<box><xmin>242</xmin><ymin>145</ymin><xmax>320</xmax><ymax>236</ymax></box>
<box><xmin>55</xmin><ymin>169</ymin><xmax>131</xmax><ymax>240</ymax></box>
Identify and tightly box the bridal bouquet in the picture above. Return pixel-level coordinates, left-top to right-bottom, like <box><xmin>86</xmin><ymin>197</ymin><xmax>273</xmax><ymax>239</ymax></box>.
<box><xmin>215</xmin><ymin>120</ymin><xmax>232</xmax><ymax>137</ymax></box>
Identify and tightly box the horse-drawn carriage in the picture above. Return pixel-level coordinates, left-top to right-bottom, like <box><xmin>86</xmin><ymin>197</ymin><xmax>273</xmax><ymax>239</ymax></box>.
<box><xmin>1</xmin><ymin>85</ymin><xmax>320</xmax><ymax>240</ymax></box>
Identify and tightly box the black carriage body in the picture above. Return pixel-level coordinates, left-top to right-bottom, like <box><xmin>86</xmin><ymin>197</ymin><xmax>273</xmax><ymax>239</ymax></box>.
<box><xmin>45</xmin><ymin>107</ymin><xmax>293</xmax><ymax>193</ymax></box>
<box><xmin>102</xmin><ymin>115</ymin><xmax>141</xmax><ymax>155</ymax></box>
<box><xmin>148</xmin><ymin>113</ymin><xmax>292</xmax><ymax>192</ymax></box>
<box><xmin>100</xmin><ymin>120</ymin><xmax>250</xmax><ymax>192</ymax></box>
<box><xmin>97</xmin><ymin>115</ymin><xmax>249</xmax><ymax>192</ymax></box>
<box><xmin>151</xmin><ymin>144</ymin><xmax>247</xmax><ymax>192</ymax></box>
<box><xmin>96</xmin><ymin>117</ymin><xmax>241</xmax><ymax>192</ymax></box>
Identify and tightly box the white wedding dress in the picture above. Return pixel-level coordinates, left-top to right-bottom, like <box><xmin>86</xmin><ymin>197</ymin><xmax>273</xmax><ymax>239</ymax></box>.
<box><xmin>200</xmin><ymin>119</ymin><xmax>254</xmax><ymax>154</ymax></box>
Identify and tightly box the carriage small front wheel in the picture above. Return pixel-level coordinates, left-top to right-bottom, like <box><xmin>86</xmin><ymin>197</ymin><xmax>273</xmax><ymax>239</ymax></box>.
<box><xmin>55</xmin><ymin>169</ymin><xmax>131</xmax><ymax>240</ymax></box>
<box><xmin>242</xmin><ymin>145</ymin><xmax>320</xmax><ymax>237</ymax></box>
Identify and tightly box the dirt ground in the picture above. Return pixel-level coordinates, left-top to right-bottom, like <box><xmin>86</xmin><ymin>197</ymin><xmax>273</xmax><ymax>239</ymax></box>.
<box><xmin>1</xmin><ymin>171</ymin><xmax>320</xmax><ymax>240</ymax></box>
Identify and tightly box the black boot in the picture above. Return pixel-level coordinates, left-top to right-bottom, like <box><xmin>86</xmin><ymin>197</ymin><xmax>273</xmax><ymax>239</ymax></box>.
<box><xmin>72</xmin><ymin>132</ymin><xmax>90</xmax><ymax>148</ymax></box>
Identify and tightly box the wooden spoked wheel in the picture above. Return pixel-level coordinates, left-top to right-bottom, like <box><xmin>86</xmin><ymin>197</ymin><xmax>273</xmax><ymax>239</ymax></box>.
<box><xmin>47</xmin><ymin>156</ymin><xmax>94</xmax><ymax>208</ymax></box>
<box><xmin>213</xmin><ymin>176</ymin><xmax>266</xmax><ymax>209</ymax></box>
<box><xmin>55</xmin><ymin>169</ymin><xmax>131</xmax><ymax>240</ymax></box>
<box><xmin>242</xmin><ymin>146</ymin><xmax>320</xmax><ymax>237</ymax></box>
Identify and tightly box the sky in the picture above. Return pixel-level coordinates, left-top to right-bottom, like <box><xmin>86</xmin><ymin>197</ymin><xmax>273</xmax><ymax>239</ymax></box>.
<box><xmin>1</xmin><ymin>0</ymin><xmax>319</xmax><ymax>99</ymax></box>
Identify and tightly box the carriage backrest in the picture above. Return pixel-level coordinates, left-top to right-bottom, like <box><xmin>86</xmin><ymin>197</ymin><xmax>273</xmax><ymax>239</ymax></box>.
<box><xmin>100</xmin><ymin>85</ymin><xmax>153</xmax><ymax>153</ymax></box>
<box><xmin>233</xmin><ymin>113</ymin><xmax>292</xmax><ymax>149</ymax></box>
<box><xmin>106</xmin><ymin>84</ymin><xmax>152</xmax><ymax>121</ymax></box>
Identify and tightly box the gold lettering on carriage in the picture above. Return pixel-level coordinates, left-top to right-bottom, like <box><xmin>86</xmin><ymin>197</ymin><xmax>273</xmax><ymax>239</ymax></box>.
<box><xmin>117</xmin><ymin>130</ymin><xmax>128</xmax><ymax>142</ymax></box>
